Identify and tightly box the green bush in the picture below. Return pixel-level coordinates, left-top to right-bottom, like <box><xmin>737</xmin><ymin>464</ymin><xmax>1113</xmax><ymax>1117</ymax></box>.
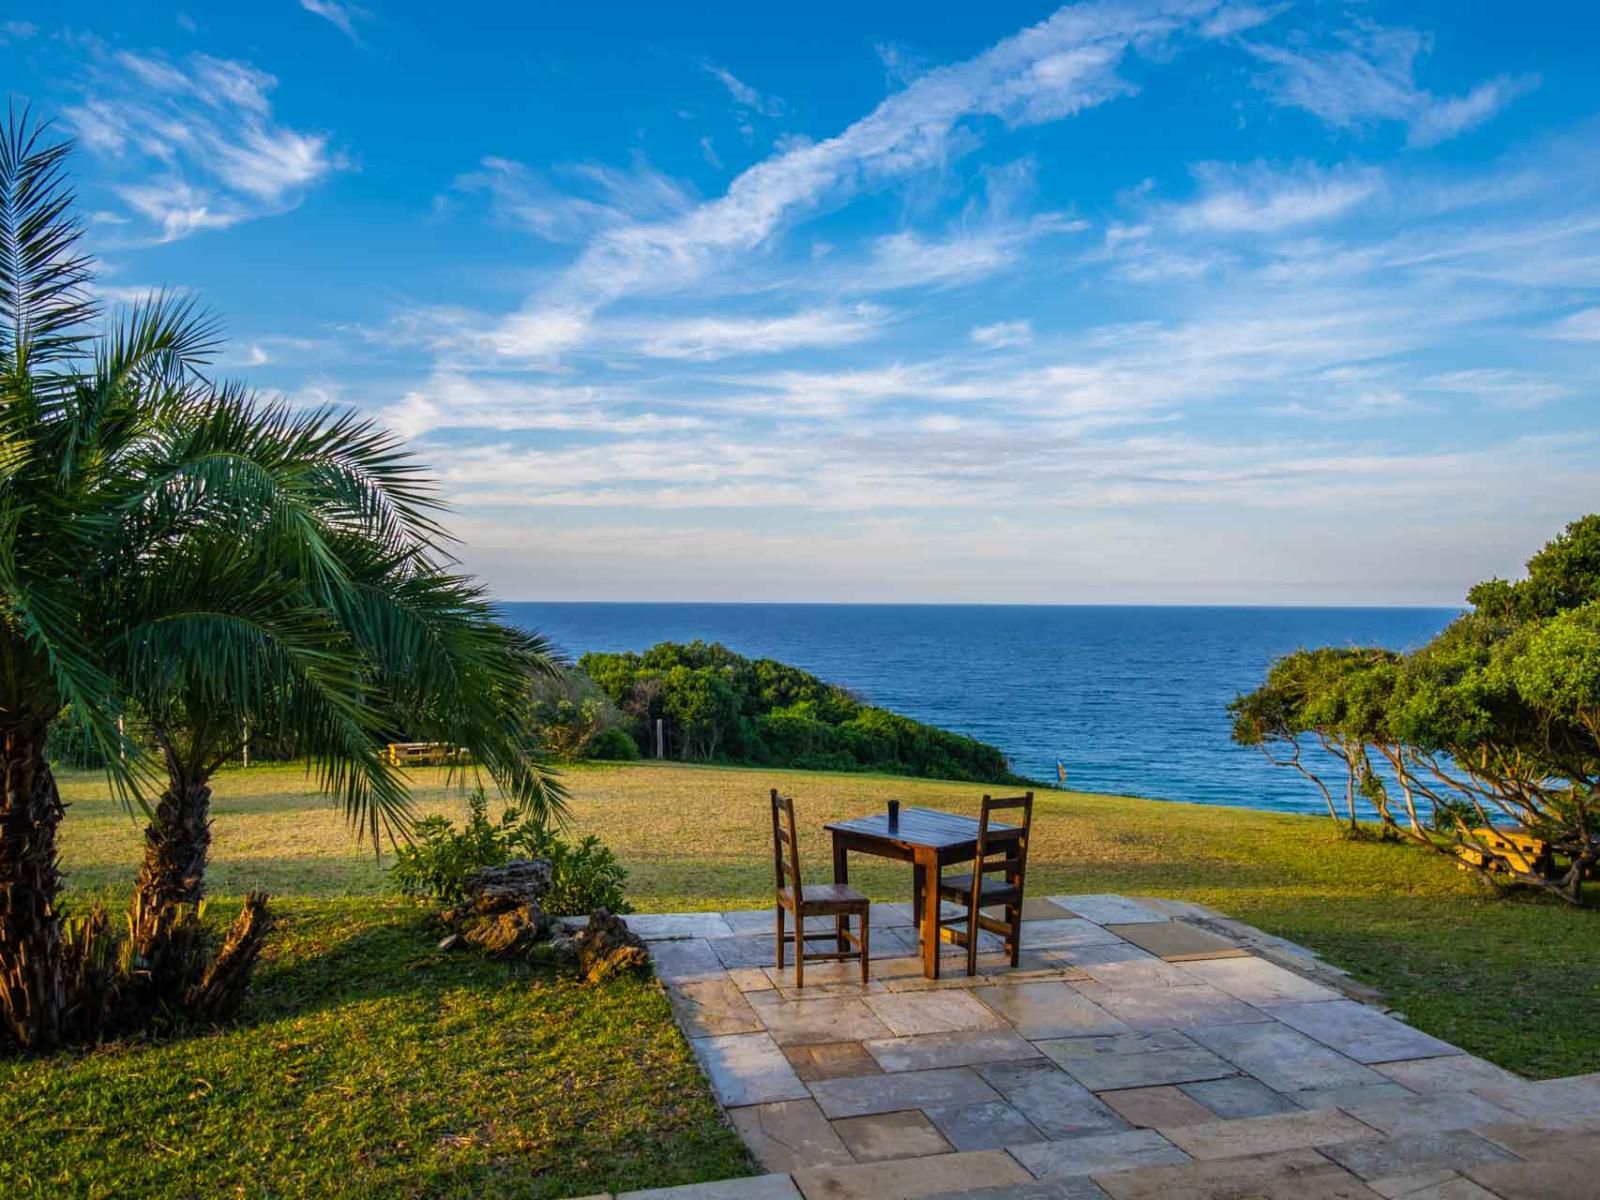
<box><xmin>583</xmin><ymin>726</ymin><xmax>640</xmax><ymax>761</ymax></box>
<box><xmin>390</xmin><ymin>789</ymin><xmax>630</xmax><ymax>913</ymax></box>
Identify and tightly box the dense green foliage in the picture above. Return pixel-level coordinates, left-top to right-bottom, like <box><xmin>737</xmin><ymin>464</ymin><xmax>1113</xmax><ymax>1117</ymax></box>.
<box><xmin>526</xmin><ymin>669</ymin><xmax>638</xmax><ymax>761</ymax></box>
<box><xmin>580</xmin><ymin>640</ymin><xmax>1020</xmax><ymax>782</ymax></box>
<box><xmin>1232</xmin><ymin>516</ymin><xmax>1600</xmax><ymax>901</ymax></box>
<box><xmin>391</xmin><ymin>789</ymin><xmax>630</xmax><ymax>914</ymax></box>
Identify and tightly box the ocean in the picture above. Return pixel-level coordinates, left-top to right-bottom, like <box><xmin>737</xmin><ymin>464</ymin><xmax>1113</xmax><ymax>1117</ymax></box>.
<box><xmin>498</xmin><ymin>603</ymin><xmax>1457</xmax><ymax>816</ymax></box>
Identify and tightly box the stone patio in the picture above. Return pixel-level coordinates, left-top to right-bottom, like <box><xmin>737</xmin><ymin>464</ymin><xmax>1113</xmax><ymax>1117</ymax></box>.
<box><xmin>581</xmin><ymin>895</ymin><xmax>1600</xmax><ymax>1199</ymax></box>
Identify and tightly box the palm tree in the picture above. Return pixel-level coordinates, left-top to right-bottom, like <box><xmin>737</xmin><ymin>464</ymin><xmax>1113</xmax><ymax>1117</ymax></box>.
<box><xmin>1</xmin><ymin>111</ymin><xmax>563</xmax><ymax>1046</ymax></box>
<box><xmin>111</xmin><ymin>399</ymin><xmax>566</xmax><ymax>1002</ymax></box>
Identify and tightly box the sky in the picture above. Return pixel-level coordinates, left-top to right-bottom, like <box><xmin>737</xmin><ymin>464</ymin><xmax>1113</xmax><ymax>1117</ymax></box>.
<box><xmin>4</xmin><ymin>1</ymin><xmax>1599</xmax><ymax>605</ymax></box>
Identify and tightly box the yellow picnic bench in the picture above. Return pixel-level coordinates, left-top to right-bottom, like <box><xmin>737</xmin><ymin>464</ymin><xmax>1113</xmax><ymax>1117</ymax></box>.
<box><xmin>1454</xmin><ymin>827</ymin><xmax>1556</xmax><ymax>878</ymax></box>
<box><xmin>384</xmin><ymin>742</ymin><xmax>467</xmax><ymax>768</ymax></box>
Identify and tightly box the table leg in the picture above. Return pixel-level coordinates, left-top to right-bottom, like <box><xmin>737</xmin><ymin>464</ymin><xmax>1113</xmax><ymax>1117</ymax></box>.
<box><xmin>911</xmin><ymin>865</ymin><xmax>923</xmax><ymax>942</ymax></box>
<box><xmin>918</xmin><ymin>849</ymin><xmax>941</xmax><ymax>980</ymax></box>
<box><xmin>832</xmin><ymin>832</ymin><xmax>850</xmax><ymax>952</ymax></box>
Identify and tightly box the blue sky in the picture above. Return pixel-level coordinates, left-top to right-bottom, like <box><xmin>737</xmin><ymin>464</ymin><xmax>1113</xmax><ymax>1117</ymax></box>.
<box><xmin>5</xmin><ymin>2</ymin><xmax>1599</xmax><ymax>604</ymax></box>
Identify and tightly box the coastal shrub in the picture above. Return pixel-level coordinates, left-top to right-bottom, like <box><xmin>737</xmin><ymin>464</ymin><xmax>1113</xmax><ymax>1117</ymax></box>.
<box><xmin>528</xmin><ymin>669</ymin><xmax>632</xmax><ymax>761</ymax></box>
<box><xmin>391</xmin><ymin>789</ymin><xmax>630</xmax><ymax>912</ymax></box>
<box><xmin>580</xmin><ymin>640</ymin><xmax>1023</xmax><ymax>783</ymax></box>
<box><xmin>1231</xmin><ymin>515</ymin><xmax>1600</xmax><ymax>903</ymax></box>
<box><xmin>583</xmin><ymin>726</ymin><xmax>641</xmax><ymax>761</ymax></box>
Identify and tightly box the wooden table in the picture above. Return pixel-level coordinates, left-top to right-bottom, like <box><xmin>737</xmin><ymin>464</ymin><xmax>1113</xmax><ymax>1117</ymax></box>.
<box><xmin>825</xmin><ymin>807</ymin><xmax>1020</xmax><ymax>979</ymax></box>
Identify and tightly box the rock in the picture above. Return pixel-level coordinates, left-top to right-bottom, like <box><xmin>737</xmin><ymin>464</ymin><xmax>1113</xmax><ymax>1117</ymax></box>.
<box><xmin>439</xmin><ymin>858</ymin><xmax>554</xmax><ymax>960</ymax></box>
<box><xmin>437</xmin><ymin>933</ymin><xmax>463</xmax><ymax>952</ymax></box>
<box><xmin>548</xmin><ymin>933</ymin><xmax>579</xmax><ymax>966</ymax></box>
<box><xmin>573</xmin><ymin>908</ymin><xmax>650</xmax><ymax>984</ymax></box>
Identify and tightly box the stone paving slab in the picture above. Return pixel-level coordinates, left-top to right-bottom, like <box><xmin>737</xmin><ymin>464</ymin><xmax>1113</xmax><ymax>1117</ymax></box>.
<box><xmin>1186</xmin><ymin>1021</ymin><xmax>1389</xmax><ymax>1094</ymax></box>
<box><xmin>1283</xmin><ymin>1082</ymin><xmax>1417</xmax><ymax>1111</ymax></box>
<box><xmin>756</xmin><ymin>996</ymin><xmax>895</xmax><ymax>1046</ymax></box>
<box><xmin>832</xmin><ymin>1110</ymin><xmax>953</xmax><ymax>1162</ymax></box>
<box><xmin>791</xmin><ymin>1149</ymin><xmax>1033</xmax><ymax>1199</ymax></box>
<box><xmin>807</xmin><ymin>1066</ymin><xmax>1002</xmax><ymax>1119</ymax></box>
<box><xmin>619</xmin><ymin>1173</ymin><xmax>803</xmax><ymax>1199</ymax></box>
<box><xmin>1009</xmin><ymin>1129</ymin><xmax>1190</xmax><ymax>1178</ymax></box>
<box><xmin>630</xmin><ymin>913</ymin><xmax>736</xmax><ymax>941</ymax></box>
<box><xmin>925</xmin><ymin>1100</ymin><xmax>1046</xmax><ymax>1151</ymax></box>
<box><xmin>1337</xmin><ymin>1092</ymin><xmax>1523</xmax><ymax>1136</ymax></box>
<box><xmin>652</xmin><ymin>938</ymin><xmax>730</xmax><ymax>985</ymax></box>
<box><xmin>1090</xmin><ymin>1147</ymin><xmax>1378</xmax><ymax>1200</ymax></box>
<box><xmin>925</xmin><ymin>1178</ymin><xmax>1110</xmax><ymax>1200</ymax></box>
<box><xmin>1102</xmin><ymin>923</ymin><xmax>1248</xmax><ymax>962</ymax></box>
<box><xmin>1037</xmin><ymin>1031</ymin><xmax>1239</xmax><ymax>1091</ymax></box>
<box><xmin>1096</xmin><ymin>1086</ymin><xmax>1217</xmax><ymax>1129</ymax></box>
<box><xmin>1177</xmin><ymin>1076</ymin><xmax>1302</xmax><ymax>1120</ymax></box>
<box><xmin>713</xmin><ymin>936</ymin><xmax>783</xmax><ymax>970</ymax></box>
<box><xmin>975</xmin><ymin>1059</ymin><xmax>1130</xmax><ymax>1139</ymax></box>
<box><xmin>1048</xmin><ymin>943</ymin><xmax>1157</xmax><ymax>968</ymax></box>
<box><xmin>1262</xmin><ymin>1001</ymin><xmax>1460</xmax><ymax>1065</ymax></box>
<box><xmin>1173</xmin><ymin>957</ymin><xmax>1343</xmax><ymax>1004</ymax></box>
<box><xmin>971</xmin><ymin>983</ymin><xmax>1132</xmax><ymax>1039</ymax></box>
<box><xmin>864</xmin><ymin>1027</ymin><xmax>1040</xmax><ymax>1073</ymax></box>
<box><xmin>1019</xmin><ymin>920</ymin><xmax>1128</xmax><ymax>950</ymax></box>
<box><xmin>864</xmin><ymin>990</ymin><xmax>1009</xmax><ymax>1036</ymax></box>
<box><xmin>1464</xmin><ymin>1157</ymin><xmax>1599</xmax><ymax>1200</ymax></box>
<box><xmin>1068</xmin><ymin>982</ymin><xmax>1269</xmax><ymax>1031</ymax></box>
<box><xmin>1371</xmin><ymin>1055</ymin><xmax>1521</xmax><ymax>1094</ymax></box>
<box><xmin>669</xmin><ymin>979</ymin><xmax>767</xmax><ymax>1037</ymax></box>
<box><xmin>729</xmin><ymin>1100</ymin><xmax>854</xmax><ymax>1173</ymax></box>
<box><xmin>783</xmin><ymin>1041</ymin><xmax>883</xmax><ymax>1082</ymax></box>
<box><xmin>1048</xmin><ymin>895</ymin><xmax>1171</xmax><ymax>925</ymax></box>
<box><xmin>691</xmin><ymin>1032</ymin><xmax>812</xmax><ymax>1107</ymax></box>
<box><xmin>1070</xmin><ymin>957</ymin><xmax>1200</xmax><ymax>990</ymax></box>
<box><xmin>1318</xmin><ymin>1130</ymin><xmax>1518</xmax><ymax>1181</ymax></box>
<box><xmin>1474</xmin><ymin>1071</ymin><xmax>1600</xmax><ymax>1120</ymax></box>
<box><xmin>1157</xmin><ymin>1109</ymin><xmax>1373</xmax><ymax>1160</ymax></box>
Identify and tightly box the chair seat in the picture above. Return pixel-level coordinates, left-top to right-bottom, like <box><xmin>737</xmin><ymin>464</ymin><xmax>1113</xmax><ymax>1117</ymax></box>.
<box><xmin>938</xmin><ymin>873</ymin><xmax>1021</xmax><ymax>903</ymax></box>
<box><xmin>781</xmin><ymin>882</ymin><xmax>870</xmax><ymax>913</ymax></box>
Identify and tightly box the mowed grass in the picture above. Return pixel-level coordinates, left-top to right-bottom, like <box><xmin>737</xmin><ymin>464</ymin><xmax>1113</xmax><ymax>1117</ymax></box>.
<box><xmin>1</xmin><ymin>895</ymin><xmax>744</xmax><ymax>1199</ymax></box>
<box><xmin>53</xmin><ymin>759</ymin><xmax>1600</xmax><ymax>1081</ymax></box>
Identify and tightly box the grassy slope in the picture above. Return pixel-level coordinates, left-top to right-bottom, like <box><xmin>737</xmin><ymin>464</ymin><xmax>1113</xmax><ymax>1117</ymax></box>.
<box><xmin>52</xmin><ymin>760</ymin><xmax>1600</xmax><ymax>1079</ymax></box>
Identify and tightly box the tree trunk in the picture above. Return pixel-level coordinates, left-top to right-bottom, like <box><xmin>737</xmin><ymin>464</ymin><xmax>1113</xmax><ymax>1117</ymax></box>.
<box><xmin>0</xmin><ymin>721</ymin><xmax>66</xmax><ymax>1052</ymax></box>
<box><xmin>129</xmin><ymin>778</ymin><xmax>213</xmax><ymax>993</ymax></box>
<box><xmin>185</xmin><ymin>892</ymin><xmax>271</xmax><ymax>1022</ymax></box>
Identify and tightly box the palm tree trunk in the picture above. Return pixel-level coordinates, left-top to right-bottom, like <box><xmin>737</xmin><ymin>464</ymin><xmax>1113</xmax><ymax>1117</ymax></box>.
<box><xmin>129</xmin><ymin>777</ymin><xmax>213</xmax><ymax>990</ymax></box>
<box><xmin>0</xmin><ymin>720</ymin><xmax>66</xmax><ymax>1051</ymax></box>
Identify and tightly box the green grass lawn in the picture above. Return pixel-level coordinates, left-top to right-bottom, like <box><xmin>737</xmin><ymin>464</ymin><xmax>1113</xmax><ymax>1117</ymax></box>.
<box><xmin>7</xmin><ymin>759</ymin><xmax>1599</xmax><ymax>1198</ymax></box>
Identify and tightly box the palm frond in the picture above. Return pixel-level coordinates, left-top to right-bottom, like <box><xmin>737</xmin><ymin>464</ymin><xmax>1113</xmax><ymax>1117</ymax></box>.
<box><xmin>0</xmin><ymin>106</ymin><xmax>96</xmax><ymax>371</ymax></box>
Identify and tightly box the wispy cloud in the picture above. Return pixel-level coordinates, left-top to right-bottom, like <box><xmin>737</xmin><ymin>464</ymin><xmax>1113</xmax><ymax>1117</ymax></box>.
<box><xmin>0</xmin><ymin>19</ymin><xmax>37</xmax><ymax>43</ymax></box>
<box><xmin>1547</xmin><ymin>307</ymin><xmax>1600</xmax><ymax>341</ymax></box>
<box><xmin>66</xmin><ymin>45</ymin><xmax>343</xmax><ymax>241</ymax></box>
<box><xmin>971</xmin><ymin>320</ymin><xmax>1033</xmax><ymax>349</ymax></box>
<box><xmin>300</xmin><ymin>0</ymin><xmax>369</xmax><ymax>43</ymax></box>
<box><xmin>1246</xmin><ymin>21</ymin><xmax>1536</xmax><ymax>146</ymax></box>
<box><xmin>624</xmin><ymin>304</ymin><xmax>888</xmax><ymax>360</ymax></box>
<box><xmin>1166</xmin><ymin>162</ymin><xmax>1383</xmax><ymax>233</ymax></box>
<box><xmin>474</xmin><ymin>0</ymin><xmax>1230</xmax><ymax>361</ymax></box>
<box><xmin>701</xmin><ymin>60</ymin><xmax>786</xmax><ymax>118</ymax></box>
<box><xmin>453</xmin><ymin>155</ymin><xmax>694</xmax><ymax>243</ymax></box>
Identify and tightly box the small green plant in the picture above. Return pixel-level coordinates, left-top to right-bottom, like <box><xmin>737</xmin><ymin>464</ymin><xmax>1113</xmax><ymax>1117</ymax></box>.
<box><xmin>390</xmin><ymin>788</ymin><xmax>630</xmax><ymax>913</ymax></box>
<box><xmin>583</xmin><ymin>726</ymin><xmax>641</xmax><ymax>761</ymax></box>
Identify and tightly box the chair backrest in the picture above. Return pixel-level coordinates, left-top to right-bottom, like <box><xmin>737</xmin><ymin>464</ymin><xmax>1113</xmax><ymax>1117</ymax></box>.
<box><xmin>974</xmin><ymin>792</ymin><xmax>1033</xmax><ymax>884</ymax></box>
<box><xmin>770</xmin><ymin>790</ymin><xmax>804</xmax><ymax>904</ymax></box>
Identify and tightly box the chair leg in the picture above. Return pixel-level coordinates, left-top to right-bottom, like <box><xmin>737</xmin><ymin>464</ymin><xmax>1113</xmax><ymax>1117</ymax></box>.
<box><xmin>860</xmin><ymin>910</ymin><xmax>871</xmax><ymax>984</ymax></box>
<box><xmin>795</xmin><ymin>926</ymin><xmax>804</xmax><ymax>990</ymax></box>
<box><xmin>775</xmin><ymin>904</ymin><xmax>785</xmax><ymax>971</ymax></box>
<box><xmin>966</xmin><ymin>898</ymin><xmax>980</xmax><ymax>978</ymax></box>
<box><xmin>1008</xmin><ymin>903</ymin><xmax>1021</xmax><ymax>967</ymax></box>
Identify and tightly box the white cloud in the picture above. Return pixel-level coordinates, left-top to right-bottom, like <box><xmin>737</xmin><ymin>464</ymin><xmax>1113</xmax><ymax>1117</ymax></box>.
<box><xmin>701</xmin><ymin>61</ymin><xmax>786</xmax><ymax>117</ymax></box>
<box><xmin>1423</xmin><ymin>369</ymin><xmax>1570</xmax><ymax>409</ymax></box>
<box><xmin>625</xmin><ymin>305</ymin><xmax>888</xmax><ymax>360</ymax></box>
<box><xmin>971</xmin><ymin>320</ymin><xmax>1033</xmax><ymax>348</ymax></box>
<box><xmin>66</xmin><ymin>46</ymin><xmax>342</xmax><ymax>241</ymax></box>
<box><xmin>0</xmin><ymin>19</ymin><xmax>37</xmax><ymax>43</ymax></box>
<box><xmin>454</xmin><ymin>155</ymin><xmax>694</xmax><ymax>243</ymax></box>
<box><xmin>1246</xmin><ymin>21</ymin><xmax>1535</xmax><ymax>146</ymax></box>
<box><xmin>301</xmin><ymin>0</ymin><xmax>369</xmax><ymax>42</ymax></box>
<box><xmin>1548</xmin><ymin>307</ymin><xmax>1600</xmax><ymax>341</ymax></box>
<box><xmin>479</xmin><ymin>1</ymin><xmax>1228</xmax><ymax>360</ymax></box>
<box><xmin>1168</xmin><ymin>162</ymin><xmax>1383</xmax><ymax>234</ymax></box>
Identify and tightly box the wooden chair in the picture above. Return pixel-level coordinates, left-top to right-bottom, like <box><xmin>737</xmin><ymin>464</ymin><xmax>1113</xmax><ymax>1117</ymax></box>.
<box><xmin>937</xmin><ymin>792</ymin><xmax>1033</xmax><ymax>976</ymax></box>
<box><xmin>771</xmin><ymin>790</ymin><xmax>870</xmax><ymax>987</ymax></box>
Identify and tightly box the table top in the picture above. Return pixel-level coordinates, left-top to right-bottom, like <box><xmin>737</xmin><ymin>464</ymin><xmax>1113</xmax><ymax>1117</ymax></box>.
<box><xmin>825</xmin><ymin>806</ymin><xmax>1019</xmax><ymax>850</ymax></box>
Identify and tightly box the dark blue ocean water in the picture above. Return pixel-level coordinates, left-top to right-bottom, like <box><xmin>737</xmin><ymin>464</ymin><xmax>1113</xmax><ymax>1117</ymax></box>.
<box><xmin>498</xmin><ymin>604</ymin><xmax>1457</xmax><ymax>816</ymax></box>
